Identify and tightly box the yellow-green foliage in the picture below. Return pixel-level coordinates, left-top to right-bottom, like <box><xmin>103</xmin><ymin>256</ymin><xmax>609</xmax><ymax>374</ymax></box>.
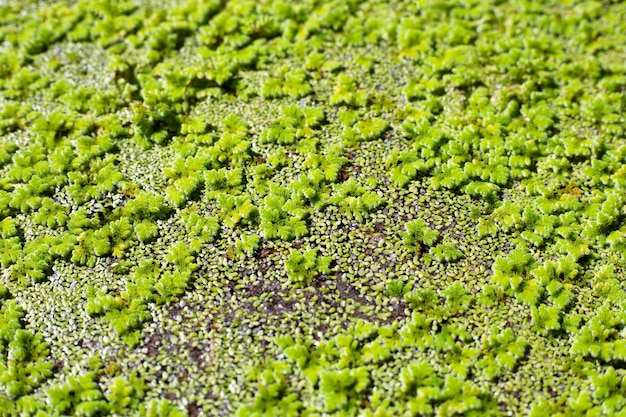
<box><xmin>1</xmin><ymin>0</ymin><xmax>626</xmax><ymax>415</ymax></box>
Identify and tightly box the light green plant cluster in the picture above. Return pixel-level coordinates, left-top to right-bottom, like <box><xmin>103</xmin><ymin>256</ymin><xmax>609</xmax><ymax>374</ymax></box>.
<box><xmin>1</xmin><ymin>0</ymin><xmax>626</xmax><ymax>415</ymax></box>
<box><xmin>239</xmin><ymin>318</ymin><xmax>503</xmax><ymax>416</ymax></box>
<box><xmin>0</xmin><ymin>295</ymin><xmax>53</xmax><ymax>408</ymax></box>
<box><xmin>284</xmin><ymin>248</ymin><xmax>331</xmax><ymax>288</ymax></box>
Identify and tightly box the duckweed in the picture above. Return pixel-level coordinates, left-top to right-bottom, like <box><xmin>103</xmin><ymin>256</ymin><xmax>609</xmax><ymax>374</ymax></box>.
<box><xmin>1</xmin><ymin>0</ymin><xmax>626</xmax><ymax>416</ymax></box>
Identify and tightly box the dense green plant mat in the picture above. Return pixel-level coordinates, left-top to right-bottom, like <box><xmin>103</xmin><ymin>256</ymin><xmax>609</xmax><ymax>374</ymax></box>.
<box><xmin>2</xmin><ymin>0</ymin><xmax>626</xmax><ymax>415</ymax></box>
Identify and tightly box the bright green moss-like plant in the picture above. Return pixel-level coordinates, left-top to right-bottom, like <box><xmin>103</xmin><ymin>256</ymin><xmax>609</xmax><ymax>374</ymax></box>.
<box><xmin>285</xmin><ymin>248</ymin><xmax>331</xmax><ymax>288</ymax></box>
<box><xmin>261</xmin><ymin>104</ymin><xmax>325</xmax><ymax>145</ymax></box>
<box><xmin>477</xmin><ymin>327</ymin><xmax>527</xmax><ymax>380</ymax></box>
<box><xmin>429</xmin><ymin>243</ymin><xmax>463</xmax><ymax>263</ymax></box>
<box><xmin>260</xmin><ymin>185</ymin><xmax>309</xmax><ymax>240</ymax></box>
<box><xmin>3</xmin><ymin>0</ymin><xmax>626</xmax><ymax>416</ymax></box>
<box><xmin>135</xmin><ymin>220</ymin><xmax>159</xmax><ymax>243</ymax></box>
<box><xmin>328</xmin><ymin>178</ymin><xmax>383</xmax><ymax>222</ymax></box>
<box><xmin>216</xmin><ymin>194</ymin><xmax>258</xmax><ymax>229</ymax></box>
<box><xmin>0</xmin><ymin>300</ymin><xmax>53</xmax><ymax>400</ymax></box>
<box><xmin>400</xmin><ymin>219</ymin><xmax>440</xmax><ymax>254</ymax></box>
<box><xmin>330</xmin><ymin>74</ymin><xmax>368</xmax><ymax>107</ymax></box>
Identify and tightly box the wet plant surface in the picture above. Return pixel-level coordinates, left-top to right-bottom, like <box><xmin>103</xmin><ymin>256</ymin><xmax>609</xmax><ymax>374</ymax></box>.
<box><xmin>1</xmin><ymin>0</ymin><xmax>626</xmax><ymax>416</ymax></box>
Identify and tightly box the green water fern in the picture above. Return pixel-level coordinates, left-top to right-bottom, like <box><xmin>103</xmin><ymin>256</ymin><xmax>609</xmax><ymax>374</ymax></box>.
<box><xmin>328</xmin><ymin>178</ymin><xmax>383</xmax><ymax>222</ymax></box>
<box><xmin>400</xmin><ymin>219</ymin><xmax>440</xmax><ymax>254</ymax></box>
<box><xmin>285</xmin><ymin>248</ymin><xmax>331</xmax><ymax>288</ymax></box>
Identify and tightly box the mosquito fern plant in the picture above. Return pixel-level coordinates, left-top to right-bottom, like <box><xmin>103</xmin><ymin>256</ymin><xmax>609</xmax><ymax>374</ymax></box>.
<box><xmin>285</xmin><ymin>248</ymin><xmax>331</xmax><ymax>289</ymax></box>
